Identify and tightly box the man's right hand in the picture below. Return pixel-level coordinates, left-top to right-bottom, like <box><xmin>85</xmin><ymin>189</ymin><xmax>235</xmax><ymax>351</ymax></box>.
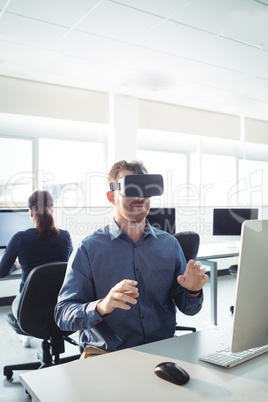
<box><xmin>96</xmin><ymin>279</ymin><xmax>139</xmax><ymax>316</ymax></box>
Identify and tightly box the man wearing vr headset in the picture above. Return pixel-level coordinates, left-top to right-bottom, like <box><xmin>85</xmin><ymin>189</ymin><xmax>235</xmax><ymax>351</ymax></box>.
<box><xmin>55</xmin><ymin>160</ymin><xmax>208</xmax><ymax>358</ymax></box>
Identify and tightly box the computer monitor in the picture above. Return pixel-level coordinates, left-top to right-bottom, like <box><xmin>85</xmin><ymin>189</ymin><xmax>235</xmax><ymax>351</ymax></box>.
<box><xmin>147</xmin><ymin>208</ymin><xmax>176</xmax><ymax>235</ymax></box>
<box><xmin>0</xmin><ymin>209</ymin><xmax>33</xmax><ymax>249</ymax></box>
<box><xmin>231</xmin><ymin>220</ymin><xmax>268</xmax><ymax>352</ymax></box>
<box><xmin>213</xmin><ymin>208</ymin><xmax>258</xmax><ymax>236</ymax></box>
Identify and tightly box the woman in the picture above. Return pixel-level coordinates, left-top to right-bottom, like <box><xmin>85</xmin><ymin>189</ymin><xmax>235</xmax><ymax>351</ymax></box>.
<box><xmin>0</xmin><ymin>190</ymin><xmax>73</xmax><ymax>347</ymax></box>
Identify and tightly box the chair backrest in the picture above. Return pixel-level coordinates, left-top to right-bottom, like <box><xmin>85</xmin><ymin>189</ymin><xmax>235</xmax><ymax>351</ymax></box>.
<box><xmin>173</xmin><ymin>231</ymin><xmax>200</xmax><ymax>262</ymax></box>
<box><xmin>17</xmin><ymin>262</ymin><xmax>67</xmax><ymax>340</ymax></box>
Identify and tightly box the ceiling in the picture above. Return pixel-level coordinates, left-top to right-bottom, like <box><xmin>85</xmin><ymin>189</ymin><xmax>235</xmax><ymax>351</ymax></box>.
<box><xmin>1</xmin><ymin>0</ymin><xmax>268</xmax><ymax>121</ymax></box>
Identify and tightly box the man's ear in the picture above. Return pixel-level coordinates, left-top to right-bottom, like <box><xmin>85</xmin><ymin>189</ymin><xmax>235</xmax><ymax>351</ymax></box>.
<box><xmin>106</xmin><ymin>191</ymin><xmax>115</xmax><ymax>205</ymax></box>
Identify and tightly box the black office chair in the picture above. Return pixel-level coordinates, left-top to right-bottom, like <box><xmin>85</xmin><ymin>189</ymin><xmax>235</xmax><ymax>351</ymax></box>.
<box><xmin>229</xmin><ymin>264</ymin><xmax>238</xmax><ymax>314</ymax></box>
<box><xmin>173</xmin><ymin>231</ymin><xmax>200</xmax><ymax>263</ymax></box>
<box><xmin>3</xmin><ymin>262</ymin><xmax>80</xmax><ymax>379</ymax></box>
<box><xmin>173</xmin><ymin>231</ymin><xmax>201</xmax><ymax>333</ymax></box>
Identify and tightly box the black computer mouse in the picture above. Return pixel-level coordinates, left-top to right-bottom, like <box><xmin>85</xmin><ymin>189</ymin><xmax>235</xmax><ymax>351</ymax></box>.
<box><xmin>154</xmin><ymin>362</ymin><xmax>190</xmax><ymax>386</ymax></box>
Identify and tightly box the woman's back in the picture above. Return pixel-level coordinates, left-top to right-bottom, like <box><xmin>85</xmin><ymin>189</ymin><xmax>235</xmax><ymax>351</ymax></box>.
<box><xmin>0</xmin><ymin>190</ymin><xmax>73</xmax><ymax>291</ymax></box>
<box><xmin>13</xmin><ymin>228</ymin><xmax>73</xmax><ymax>290</ymax></box>
<box><xmin>1</xmin><ymin>190</ymin><xmax>73</xmax><ymax>347</ymax></box>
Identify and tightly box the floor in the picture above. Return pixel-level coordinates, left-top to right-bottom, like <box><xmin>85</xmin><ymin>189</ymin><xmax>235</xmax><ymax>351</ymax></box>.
<box><xmin>0</xmin><ymin>275</ymin><xmax>236</xmax><ymax>401</ymax></box>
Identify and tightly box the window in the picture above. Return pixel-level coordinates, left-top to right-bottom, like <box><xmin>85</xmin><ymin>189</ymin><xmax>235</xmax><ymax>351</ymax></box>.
<box><xmin>39</xmin><ymin>139</ymin><xmax>106</xmax><ymax>207</ymax></box>
<box><xmin>138</xmin><ymin>129</ymin><xmax>246</xmax><ymax>208</ymax></box>
<box><xmin>0</xmin><ymin>114</ymin><xmax>107</xmax><ymax>207</ymax></box>
<box><xmin>200</xmin><ymin>154</ymin><xmax>237</xmax><ymax>207</ymax></box>
<box><xmin>0</xmin><ymin>137</ymin><xmax>33</xmax><ymax>207</ymax></box>
<box><xmin>138</xmin><ymin>150</ymin><xmax>187</xmax><ymax>207</ymax></box>
<box><xmin>238</xmin><ymin>160</ymin><xmax>268</xmax><ymax>205</ymax></box>
<box><xmin>138</xmin><ymin>129</ymin><xmax>195</xmax><ymax>207</ymax></box>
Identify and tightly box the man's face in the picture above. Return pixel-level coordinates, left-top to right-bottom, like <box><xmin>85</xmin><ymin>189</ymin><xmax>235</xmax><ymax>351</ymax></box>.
<box><xmin>112</xmin><ymin>169</ymin><xmax>150</xmax><ymax>223</ymax></box>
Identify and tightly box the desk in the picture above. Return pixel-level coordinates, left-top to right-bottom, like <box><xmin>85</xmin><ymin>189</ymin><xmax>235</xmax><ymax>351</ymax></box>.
<box><xmin>0</xmin><ymin>251</ymin><xmax>21</xmax><ymax>281</ymax></box>
<box><xmin>197</xmin><ymin>243</ymin><xmax>240</xmax><ymax>326</ymax></box>
<box><xmin>0</xmin><ymin>269</ymin><xmax>21</xmax><ymax>302</ymax></box>
<box><xmin>20</xmin><ymin>329</ymin><xmax>268</xmax><ymax>402</ymax></box>
<box><xmin>0</xmin><ymin>269</ymin><xmax>21</xmax><ymax>281</ymax></box>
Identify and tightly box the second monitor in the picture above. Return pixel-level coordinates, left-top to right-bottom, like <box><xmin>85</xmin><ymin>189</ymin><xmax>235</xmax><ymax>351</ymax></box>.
<box><xmin>213</xmin><ymin>208</ymin><xmax>258</xmax><ymax>236</ymax></box>
<box><xmin>0</xmin><ymin>209</ymin><xmax>33</xmax><ymax>249</ymax></box>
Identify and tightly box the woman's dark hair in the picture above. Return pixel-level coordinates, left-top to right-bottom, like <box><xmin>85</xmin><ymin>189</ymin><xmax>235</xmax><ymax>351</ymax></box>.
<box><xmin>28</xmin><ymin>190</ymin><xmax>59</xmax><ymax>241</ymax></box>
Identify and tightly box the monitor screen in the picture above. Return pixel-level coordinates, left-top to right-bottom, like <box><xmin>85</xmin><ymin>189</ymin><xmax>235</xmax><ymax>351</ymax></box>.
<box><xmin>231</xmin><ymin>220</ymin><xmax>268</xmax><ymax>352</ymax></box>
<box><xmin>146</xmin><ymin>208</ymin><xmax>176</xmax><ymax>234</ymax></box>
<box><xmin>213</xmin><ymin>208</ymin><xmax>258</xmax><ymax>236</ymax></box>
<box><xmin>0</xmin><ymin>209</ymin><xmax>33</xmax><ymax>249</ymax></box>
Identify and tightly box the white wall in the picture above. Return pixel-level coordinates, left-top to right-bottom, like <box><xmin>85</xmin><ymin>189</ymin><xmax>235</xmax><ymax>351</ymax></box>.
<box><xmin>0</xmin><ymin>76</ymin><xmax>109</xmax><ymax>124</ymax></box>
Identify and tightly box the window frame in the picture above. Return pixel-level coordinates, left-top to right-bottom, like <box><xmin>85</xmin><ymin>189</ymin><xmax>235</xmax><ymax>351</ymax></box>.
<box><xmin>0</xmin><ymin>114</ymin><xmax>108</xmax><ymax>207</ymax></box>
<box><xmin>138</xmin><ymin>128</ymin><xmax>268</xmax><ymax>207</ymax></box>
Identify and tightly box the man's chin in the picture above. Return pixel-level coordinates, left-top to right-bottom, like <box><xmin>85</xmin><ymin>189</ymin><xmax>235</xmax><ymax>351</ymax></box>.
<box><xmin>128</xmin><ymin>210</ymin><xmax>149</xmax><ymax>223</ymax></box>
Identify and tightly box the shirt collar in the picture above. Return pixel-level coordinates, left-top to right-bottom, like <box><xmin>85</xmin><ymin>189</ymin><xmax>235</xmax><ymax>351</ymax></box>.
<box><xmin>144</xmin><ymin>219</ymin><xmax>158</xmax><ymax>239</ymax></box>
<box><xmin>109</xmin><ymin>218</ymin><xmax>123</xmax><ymax>240</ymax></box>
<box><xmin>108</xmin><ymin>217</ymin><xmax>158</xmax><ymax>240</ymax></box>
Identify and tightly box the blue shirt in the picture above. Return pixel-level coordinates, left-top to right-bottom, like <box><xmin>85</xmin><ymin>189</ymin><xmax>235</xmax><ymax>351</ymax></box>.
<box><xmin>55</xmin><ymin>219</ymin><xmax>203</xmax><ymax>351</ymax></box>
<box><xmin>0</xmin><ymin>228</ymin><xmax>73</xmax><ymax>292</ymax></box>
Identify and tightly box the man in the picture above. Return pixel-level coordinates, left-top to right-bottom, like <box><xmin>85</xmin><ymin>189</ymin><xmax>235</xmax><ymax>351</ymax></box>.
<box><xmin>55</xmin><ymin>160</ymin><xmax>208</xmax><ymax>357</ymax></box>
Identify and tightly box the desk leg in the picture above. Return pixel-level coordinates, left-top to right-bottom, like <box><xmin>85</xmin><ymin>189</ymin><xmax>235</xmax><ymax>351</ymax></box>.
<box><xmin>210</xmin><ymin>261</ymin><xmax>218</xmax><ymax>326</ymax></box>
<box><xmin>203</xmin><ymin>260</ymin><xmax>218</xmax><ymax>326</ymax></box>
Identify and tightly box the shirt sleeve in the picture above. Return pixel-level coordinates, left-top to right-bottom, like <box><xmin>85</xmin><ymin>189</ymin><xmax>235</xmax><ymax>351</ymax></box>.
<box><xmin>54</xmin><ymin>244</ymin><xmax>103</xmax><ymax>332</ymax></box>
<box><xmin>0</xmin><ymin>234</ymin><xmax>19</xmax><ymax>277</ymax></box>
<box><xmin>67</xmin><ymin>231</ymin><xmax>73</xmax><ymax>256</ymax></box>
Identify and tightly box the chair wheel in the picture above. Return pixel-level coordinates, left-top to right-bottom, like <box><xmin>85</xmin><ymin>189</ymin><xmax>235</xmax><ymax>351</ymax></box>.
<box><xmin>5</xmin><ymin>370</ymin><xmax>13</xmax><ymax>379</ymax></box>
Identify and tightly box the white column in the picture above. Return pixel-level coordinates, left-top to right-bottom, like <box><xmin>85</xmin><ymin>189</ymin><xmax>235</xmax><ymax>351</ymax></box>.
<box><xmin>108</xmin><ymin>94</ymin><xmax>138</xmax><ymax>168</ymax></box>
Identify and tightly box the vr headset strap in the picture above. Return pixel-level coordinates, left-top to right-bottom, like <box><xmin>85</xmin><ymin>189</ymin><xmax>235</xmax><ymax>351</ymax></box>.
<box><xmin>109</xmin><ymin>182</ymin><xmax>120</xmax><ymax>191</ymax></box>
<box><xmin>131</xmin><ymin>164</ymin><xmax>144</xmax><ymax>175</ymax></box>
<box><xmin>109</xmin><ymin>164</ymin><xmax>144</xmax><ymax>191</ymax></box>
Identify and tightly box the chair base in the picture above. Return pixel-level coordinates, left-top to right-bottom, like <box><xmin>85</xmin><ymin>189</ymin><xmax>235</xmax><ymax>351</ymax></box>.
<box><xmin>229</xmin><ymin>265</ymin><xmax>238</xmax><ymax>276</ymax></box>
<box><xmin>3</xmin><ymin>337</ymin><xmax>80</xmax><ymax>379</ymax></box>
<box><xmin>3</xmin><ymin>354</ymin><xmax>80</xmax><ymax>380</ymax></box>
<box><xmin>176</xmin><ymin>325</ymin><xmax>196</xmax><ymax>332</ymax></box>
<box><xmin>4</xmin><ymin>362</ymin><xmax>41</xmax><ymax>380</ymax></box>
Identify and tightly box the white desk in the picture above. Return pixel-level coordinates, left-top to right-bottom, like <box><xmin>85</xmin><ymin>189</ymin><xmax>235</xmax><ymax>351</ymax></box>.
<box><xmin>20</xmin><ymin>329</ymin><xmax>268</xmax><ymax>402</ymax></box>
<box><xmin>0</xmin><ymin>268</ymin><xmax>21</xmax><ymax>300</ymax></box>
<box><xmin>197</xmin><ymin>243</ymin><xmax>240</xmax><ymax>326</ymax></box>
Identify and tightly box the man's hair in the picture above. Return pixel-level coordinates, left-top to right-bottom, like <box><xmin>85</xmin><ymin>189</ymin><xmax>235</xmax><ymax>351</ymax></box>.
<box><xmin>108</xmin><ymin>160</ymin><xmax>148</xmax><ymax>183</ymax></box>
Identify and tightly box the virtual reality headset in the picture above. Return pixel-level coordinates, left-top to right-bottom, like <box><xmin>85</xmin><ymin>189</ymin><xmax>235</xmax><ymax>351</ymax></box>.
<box><xmin>109</xmin><ymin>174</ymin><xmax>164</xmax><ymax>198</ymax></box>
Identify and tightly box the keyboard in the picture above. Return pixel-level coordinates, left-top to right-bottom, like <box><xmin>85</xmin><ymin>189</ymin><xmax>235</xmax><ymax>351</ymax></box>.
<box><xmin>199</xmin><ymin>344</ymin><xmax>268</xmax><ymax>368</ymax></box>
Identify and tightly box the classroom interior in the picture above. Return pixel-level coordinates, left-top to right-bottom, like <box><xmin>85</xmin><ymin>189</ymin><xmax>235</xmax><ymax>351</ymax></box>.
<box><xmin>0</xmin><ymin>0</ymin><xmax>268</xmax><ymax>400</ymax></box>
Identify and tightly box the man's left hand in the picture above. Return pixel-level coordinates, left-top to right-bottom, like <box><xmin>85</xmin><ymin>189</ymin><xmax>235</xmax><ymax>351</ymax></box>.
<box><xmin>177</xmin><ymin>260</ymin><xmax>209</xmax><ymax>293</ymax></box>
